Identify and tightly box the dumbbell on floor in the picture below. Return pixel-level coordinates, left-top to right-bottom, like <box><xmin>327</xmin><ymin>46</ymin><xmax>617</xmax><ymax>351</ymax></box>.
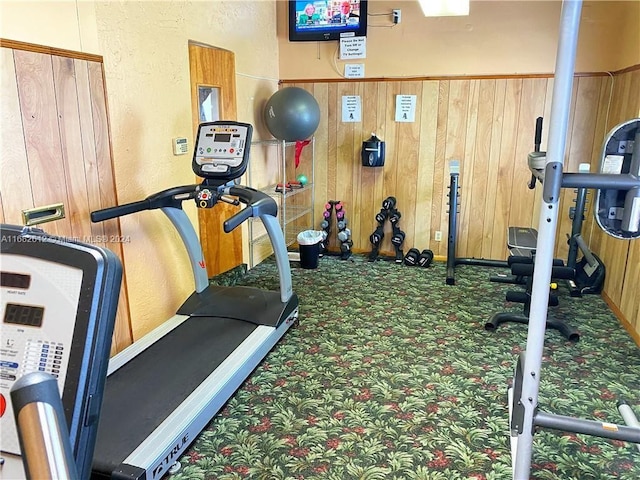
<box><xmin>404</xmin><ymin>248</ymin><xmax>434</xmax><ymax>267</ymax></box>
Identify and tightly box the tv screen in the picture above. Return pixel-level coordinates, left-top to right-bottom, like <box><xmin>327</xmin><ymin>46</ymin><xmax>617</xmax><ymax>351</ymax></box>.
<box><xmin>289</xmin><ymin>1</ymin><xmax>368</xmax><ymax>42</ymax></box>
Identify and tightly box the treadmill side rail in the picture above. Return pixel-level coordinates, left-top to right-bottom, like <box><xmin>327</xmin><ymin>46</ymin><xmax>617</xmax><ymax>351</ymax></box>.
<box><xmin>93</xmin><ymin>309</ymin><xmax>298</xmax><ymax>480</ymax></box>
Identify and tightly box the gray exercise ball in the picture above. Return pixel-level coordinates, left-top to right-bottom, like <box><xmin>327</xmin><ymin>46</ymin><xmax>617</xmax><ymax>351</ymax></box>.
<box><xmin>264</xmin><ymin>87</ymin><xmax>320</xmax><ymax>141</ymax></box>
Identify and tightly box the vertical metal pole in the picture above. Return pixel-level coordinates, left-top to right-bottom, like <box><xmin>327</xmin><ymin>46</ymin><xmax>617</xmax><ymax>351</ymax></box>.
<box><xmin>567</xmin><ymin>164</ymin><xmax>590</xmax><ymax>269</ymax></box>
<box><xmin>512</xmin><ymin>1</ymin><xmax>583</xmax><ymax>478</ymax></box>
<box><xmin>446</xmin><ymin>160</ymin><xmax>460</xmax><ymax>285</ymax></box>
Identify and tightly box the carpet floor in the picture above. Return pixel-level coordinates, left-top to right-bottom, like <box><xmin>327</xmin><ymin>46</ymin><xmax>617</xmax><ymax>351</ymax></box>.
<box><xmin>169</xmin><ymin>254</ymin><xmax>640</xmax><ymax>480</ymax></box>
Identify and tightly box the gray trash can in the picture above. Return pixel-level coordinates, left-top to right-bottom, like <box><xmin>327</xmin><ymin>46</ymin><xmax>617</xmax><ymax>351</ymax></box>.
<box><xmin>297</xmin><ymin>230</ymin><xmax>323</xmax><ymax>269</ymax></box>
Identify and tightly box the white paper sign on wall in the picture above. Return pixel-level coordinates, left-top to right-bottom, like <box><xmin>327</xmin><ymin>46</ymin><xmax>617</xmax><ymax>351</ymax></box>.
<box><xmin>340</xmin><ymin>37</ymin><xmax>366</xmax><ymax>60</ymax></box>
<box><xmin>395</xmin><ymin>95</ymin><xmax>417</xmax><ymax>123</ymax></box>
<box><xmin>342</xmin><ymin>96</ymin><xmax>362</xmax><ymax>123</ymax></box>
<box><xmin>344</xmin><ymin>64</ymin><xmax>365</xmax><ymax>79</ymax></box>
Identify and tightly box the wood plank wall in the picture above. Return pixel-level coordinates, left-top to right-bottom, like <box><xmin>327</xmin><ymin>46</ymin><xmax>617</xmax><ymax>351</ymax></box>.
<box><xmin>588</xmin><ymin>68</ymin><xmax>640</xmax><ymax>340</ymax></box>
<box><xmin>0</xmin><ymin>40</ymin><xmax>133</xmax><ymax>354</ymax></box>
<box><xmin>283</xmin><ymin>67</ymin><xmax>640</xmax><ymax>341</ymax></box>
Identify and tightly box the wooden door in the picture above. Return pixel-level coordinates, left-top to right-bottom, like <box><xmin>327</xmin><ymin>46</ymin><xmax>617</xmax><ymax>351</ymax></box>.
<box><xmin>188</xmin><ymin>42</ymin><xmax>242</xmax><ymax>277</ymax></box>
<box><xmin>0</xmin><ymin>39</ymin><xmax>133</xmax><ymax>354</ymax></box>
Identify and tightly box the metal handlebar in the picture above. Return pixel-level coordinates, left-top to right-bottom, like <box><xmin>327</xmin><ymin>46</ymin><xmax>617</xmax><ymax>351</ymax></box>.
<box><xmin>10</xmin><ymin>372</ymin><xmax>79</xmax><ymax>480</ymax></box>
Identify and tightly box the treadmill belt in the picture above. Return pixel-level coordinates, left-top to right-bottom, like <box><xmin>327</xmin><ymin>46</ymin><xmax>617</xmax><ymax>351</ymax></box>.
<box><xmin>93</xmin><ymin>316</ymin><xmax>257</xmax><ymax>473</ymax></box>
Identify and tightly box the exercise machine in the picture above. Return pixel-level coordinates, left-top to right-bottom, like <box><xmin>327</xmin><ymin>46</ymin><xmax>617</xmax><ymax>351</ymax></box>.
<box><xmin>445</xmin><ymin>119</ymin><xmax>546</xmax><ymax>285</ymax></box>
<box><xmin>486</xmin><ymin>256</ymin><xmax>580</xmax><ymax>341</ymax></box>
<box><xmin>447</xmin><ymin>134</ymin><xmax>605</xmax><ymax>292</ymax></box>
<box><xmin>497</xmin><ymin>117</ymin><xmax>604</xmax><ymax>294</ymax></box>
<box><xmin>507</xmin><ymin>153</ymin><xmax>606</xmax><ymax>295</ymax></box>
<box><xmin>445</xmin><ymin>160</ymin><xmax>513</xmax><ymax>285</ymax></box>
<box><xmin>1</xmin><ymin>225</ymin><xmax>122</xmax><ymax>479</ymax></box>
<box><xmin>89</xmin><ymin>121</ymin><xmax>299</xmax><ymax>479</ymax></box>
<box><xmin>508</xmin><ymin>1</ymin><xmax>640</xmax><ymax>477</ymax></box>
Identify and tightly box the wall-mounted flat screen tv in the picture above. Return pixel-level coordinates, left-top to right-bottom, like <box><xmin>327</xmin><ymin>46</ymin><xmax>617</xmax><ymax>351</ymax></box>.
<box><xmin>289</xmin><ymin>0</ymin><xmax>368</xmax><ymax>42</ymax></box>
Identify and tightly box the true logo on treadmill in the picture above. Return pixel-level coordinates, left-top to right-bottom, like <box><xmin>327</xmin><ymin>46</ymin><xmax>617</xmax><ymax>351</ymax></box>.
<box><xmin>151</xmin><ymin>434</ymin><xmax>189</xmax><ymax>479</ymax></box>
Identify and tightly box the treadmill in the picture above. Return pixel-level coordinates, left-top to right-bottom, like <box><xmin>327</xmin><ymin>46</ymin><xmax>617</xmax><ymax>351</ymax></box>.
<box><xmin>90</xmin><ymin>121</ymin><xmax>299</xmax><ymax>480</ymax></box>
<box><xmin>0</xmin><ymin>225</ymin><xmax>122</xmax><ymax>480</ymax></box>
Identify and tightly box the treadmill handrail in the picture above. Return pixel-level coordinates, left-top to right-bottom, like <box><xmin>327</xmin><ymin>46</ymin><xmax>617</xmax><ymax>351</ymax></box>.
<box><xmin>91</xmin><ymin>183</ymin><xmax>293</xmax><ymax>302</ymax></box>
<box><xmin>226</xmin><ymin>186</ymin><xmax>292</xmax><ymax>303</ymax></box>
<box><xmin>10</xmin><ymin>372</ymin><xmax>80</xmax><ymax>480</ymax></box>
<box><xmin>91</xmin><ymin>185</ymin><xmax>198</xmax><ymax>222</ymax></box>
<box><xmin>223</xmin><ymin>186</ymin><xmax>277</xmax><ymax>233</ymax></box>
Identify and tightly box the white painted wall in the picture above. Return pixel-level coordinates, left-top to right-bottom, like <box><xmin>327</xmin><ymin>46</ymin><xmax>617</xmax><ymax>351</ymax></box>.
<box><xmin>277</xmin><ymin>0</ymin><xmax>640</xmax><ymax>80</ymax></box>
<box><xmin>1</xmin><ymin>0</ymin><xmax>281</xmax><ymax>339</ymax></box>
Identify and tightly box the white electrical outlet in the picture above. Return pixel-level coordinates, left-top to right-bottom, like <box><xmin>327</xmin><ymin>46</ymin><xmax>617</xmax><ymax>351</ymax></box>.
<box><xmin>393</xmin><ymin>9</ymin><xmax>401</xmax><ymax>24</ymax></box>
<box><xmin>435</xmin><ymin>231</ymin><xmax>442</xmax><ymax>242</ymax></box>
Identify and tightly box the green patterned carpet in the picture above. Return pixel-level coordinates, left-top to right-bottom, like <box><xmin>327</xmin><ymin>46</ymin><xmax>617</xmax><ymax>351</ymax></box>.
<box><xmin>171</xmin><ymin>255</ymin><xmax>640</xmax><ymax>480</ymax></box>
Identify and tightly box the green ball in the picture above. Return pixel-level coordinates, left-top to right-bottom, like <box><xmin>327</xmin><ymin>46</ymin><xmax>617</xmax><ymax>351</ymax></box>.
<box><xmin>296</xmin><ymin>174</ymin><xmax>308</xmax><ymax>185</ymax></box>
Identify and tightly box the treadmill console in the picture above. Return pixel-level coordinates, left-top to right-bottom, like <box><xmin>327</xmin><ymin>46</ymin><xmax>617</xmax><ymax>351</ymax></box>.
<box><xmin>193</xmin><ymin>121</ymin><xmax>253</xmax><ymax>182</ymax></box>
<box><xmin>0</xmin><ymin>225</ymin><xmax>121</xmax><ymax>479</ymax></box>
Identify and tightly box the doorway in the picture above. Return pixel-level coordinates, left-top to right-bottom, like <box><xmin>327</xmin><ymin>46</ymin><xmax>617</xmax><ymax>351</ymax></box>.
<box><xmin>188</xmin><ymin>41</ymin><xmax>242</xmax><ymax>277</ymax></box>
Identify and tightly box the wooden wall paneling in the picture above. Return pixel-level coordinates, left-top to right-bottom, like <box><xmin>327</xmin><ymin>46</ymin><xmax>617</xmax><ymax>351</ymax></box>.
<box><xmin>552</xmin><ymin>78</ymin><xmax>577</xmax><ymax>259</ymax></box>
<box><xmin>582</xmin><ymin>77</ymin><xmax>613</xmax><ymax>256</ymax></box>
<box><xmin>442</xmin><ymin>80</ymin><xmax>470</xmax><ymax>257</ymax></box>
<box><xmin>601</xmin><ymin>69</ymin><xmax>640</xmax><ymax>312</ymax></box>
<box><xmin>625</xmin><ymin>70</ymin><xmax>640</xmax><ymax>117</ymax></box>
<box><xmin>568</xmin><ymin>77</ymin><xmax>601</xmax><ymax>172</ymax></box>
<box><xmin>357</xmin><ymin>81</ymin><xmax>379</xmax><ymax>251</ymax></box>
<box><xmin>75</xmin><ymin>58</ymin><xmax>132</xmax><ymax>353</ymax></box>
<box><xmin>87</xmin><ymin>61</ymin><xmax>120</xmax><ymax>253</ymax></box>
<box><xmin>529</xmin><ymin>79</ymin><xmax>554</xmax><ymax>240</ymax></box>
<box><xmin>75</xmin><ymin>59</ymin><xmax>107</xmax><ymax>242</ymax></box>
<box><xmin>508</xmin><ymin>79</ymin><xmax>546</xmax><ymax>237</ymax></box>
<box><xmin>603</xmin><ymin>237</ymin><xmax>631</xmax><ymax>307</ymax></box>
<box><xmin>483</xmin><ymin>79</ymin><xmax>506</xmax><ymax>259</ymax></box>
<box><xmin>609</xmin><ymin>71</ymin><xmax>631</xmax><ymax>126</ymax></box>
<box><xmin>324</xmin><ymin>83</ymin><xmax>342</xmax><ymax>248</ymax></box>
<box><xmin>431</xmin><ymin>80</ymin><xmax>449</xmax><ymax>257</ymax></box>
<box><xmin>0</xmin><ymin>48</ymin><xmax>33</xmax><ymax>225</ymax></box>
<box><xmin>52</xmin><ymin>55</ymin><xmax>92</xmax><ymax>241</ymax></box>
<box><xmin>0</xmin><ymin>194</ymin><xmax>4</xmax><ymax>222</ymax></box>
<box><xmin>458</xmin><ymin>80</ymin><xmax>478</xmax><ymax>258</ymax></box>
<box><xmin>378</xmin><ymin>82</ymin><xmax>401</xmax><ymax>253</ymax></box>
<box><xmin>313</xmin><ymin>82</ymin><xmax>329</xmax><ymax>237</ymax></box>
<box><xmin>349</xmin><ymin>81</ymin><xmax>365</xmax><ymax>250</ymax></box>
<box><xmin>415</xmin><ymin>80</ymin><xmax>439</xmax><ymax>249</ymax></box>
<box><xmin>621</xmin><ymin>69</ymin><xmax>640</xmax><ymax>332</ymax></box>
<box><xmin>373</xmin><ymin>81</ymin><xmax>388</xmax><ymax>229</ymax></box>
<box><xmin>393</xmin><ymin>81</ymin><xmax>422</xmax><ymax>252</ymax></box>
<box><xmin>556</xmin><ymin>77</ymin><xmax>601</xmax><ymax>260</ymax></box>
<box><xmin>595</xmin><ymin>74</ymin><xmax>628</xmax><ymax>306</ymax></box>
<box><xmin>326</xmin><ymin>83</ymin><xmax>338</xmax><ymax>206</ymax></box>
<box><xmin>560</xmin><ymin>78</ymin><xmax>586</xmax><ymax>259</ymax></box>
<box><xmin>2</xmin><ymin>43</ymin><xmax>132</xmax><ymax>353</ymax></box>
<box><xmin>620</xmin><ymin>240</ymin><xmax>639</xmax><ymax>332</ymax></box>
<box><xmin>608</xmin><ymin>69</ymin><xmax>640</xmax><ymax>335</ymax></box>
<box><xmin>490</xmin><ymin>79</ymin><xmax>522</xmax><ymax>260</ymax></box>
<box><xmin>14</xmin><ymin>49</ymin><xmax>73</xmax><ymax>238</ymax></box>
<box><xmin>354</xmin><ymin>81</ymin><xmax>389</xmax><ymax>253</ymax></box>
<box><xmin>614</xmin><ymin>70</ymin><xmax>633</xmax><ymax>122</ymax></box>
<box><xmin>286</xmin><ymin>68</ymin><xmax>638</xmax><ymax>338</ymax></box>
<box><xmin>86</xmin><ymin>60</ymin><xmax>133</xmax><ymax>352</ymax></box>
<box><xmin>334</xmin><ymin>82</ymin><xmax>355</xmax><ymax>251</ymax></box>
<box><xmin>446</xmin><ymin>81</ymin><xmax>471</xmax><ymax>255</ymax></box>
<box><xmin>465</xmin><ymin>80</ymin><xmax>488</xmax><ymax>258</ymax></box>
